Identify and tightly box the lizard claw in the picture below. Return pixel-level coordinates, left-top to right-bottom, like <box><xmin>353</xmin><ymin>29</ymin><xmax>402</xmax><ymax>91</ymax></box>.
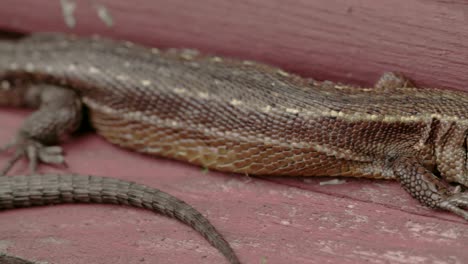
<box><xmin>437</xmin><ymin>192</ymin><xmax>468</xmax><ymax>220</ymax></box>
<box><xmin>0</xmin><ymin>138</ymin><xmax>65</xmax><ymax>176</ymax></box>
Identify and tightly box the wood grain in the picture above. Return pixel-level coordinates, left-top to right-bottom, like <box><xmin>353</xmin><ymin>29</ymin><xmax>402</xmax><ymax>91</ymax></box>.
<box><xmin>0</xmin><ymin>1</ymin><xmax>467</xmax><ymax>263</ymax></box>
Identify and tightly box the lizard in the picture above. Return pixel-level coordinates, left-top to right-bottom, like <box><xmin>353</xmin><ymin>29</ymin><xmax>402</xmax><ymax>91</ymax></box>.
<box><xmin>0</xmin><ymin>32</ymin><xmax>467</xmax><ymax>262</ymax></box>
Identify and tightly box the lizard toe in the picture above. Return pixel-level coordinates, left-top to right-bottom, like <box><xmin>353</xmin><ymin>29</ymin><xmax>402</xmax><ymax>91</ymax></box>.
<box><xmin>0</xmin><ymin>138</ymin><xmax>65</xmax><ymax>176</ymax></box>
<box><xmin>37</xmin><ymin>145</ymin><xmax>66</xmax><ymax>167</ymax></box>
<box><xmin>437</xmin><ymin>193</ymin><xmax>468</xmax><ymax>220</ymax></box>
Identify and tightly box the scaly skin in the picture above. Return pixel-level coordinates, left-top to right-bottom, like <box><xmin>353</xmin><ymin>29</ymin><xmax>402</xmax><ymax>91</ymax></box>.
<box><xmin>0</xmin><ymin>34</ymin><xmax>467</xmax><ymax>221</ymax></box>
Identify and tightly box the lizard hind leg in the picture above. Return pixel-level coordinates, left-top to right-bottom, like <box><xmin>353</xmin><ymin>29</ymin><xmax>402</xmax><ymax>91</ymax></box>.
<box><xmin>0</xmin><ymin>84</ymin><xmax>82</xmax><ymax>176</ymax></box>
<box><xmin>393</xmin><ymin>156</ymin><xmax>468</xmax><ymax>220</ymax></box>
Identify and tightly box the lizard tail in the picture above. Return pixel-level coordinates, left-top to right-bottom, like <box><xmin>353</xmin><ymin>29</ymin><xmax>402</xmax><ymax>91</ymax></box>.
<box><xmin>0</xmin><ymin>174</ymin><xmax>240</xmax><ymax>264</ymax></box>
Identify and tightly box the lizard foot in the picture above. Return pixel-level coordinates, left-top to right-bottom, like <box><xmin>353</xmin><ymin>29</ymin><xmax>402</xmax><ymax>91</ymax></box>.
<box><xmin>437</xmin><ymin>192</ymin><xmax>468</xmax><ymax>220</ymax></box>
<box><xmin>0</xmin><ymin>138</ymin><xmax>65</xmax><ymax>176</ymax></box>
<box><xmin>393</xmin><ymin>156</ymin><xmax>468</xmax><ymax>221</ymax></box>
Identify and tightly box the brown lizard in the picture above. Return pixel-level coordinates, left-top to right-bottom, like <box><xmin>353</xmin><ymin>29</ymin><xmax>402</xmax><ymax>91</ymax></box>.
<box><xmin>0</xmin><ymin>32</ymin><xmax>468</xmax><ymax>261</ymax></box>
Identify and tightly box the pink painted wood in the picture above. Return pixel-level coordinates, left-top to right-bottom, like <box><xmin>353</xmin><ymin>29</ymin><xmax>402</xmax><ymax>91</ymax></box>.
<box><xmin>0</xmin><ymin>0</ymin><xmax>467</xmax><ymax>263</ymax></box>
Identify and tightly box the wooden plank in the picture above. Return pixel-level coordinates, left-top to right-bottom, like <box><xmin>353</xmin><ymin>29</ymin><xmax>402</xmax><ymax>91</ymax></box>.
<box><xmin>0</xmin><ymin>1</ymin><xmax>467</xmax><ymax>263</ymax></box>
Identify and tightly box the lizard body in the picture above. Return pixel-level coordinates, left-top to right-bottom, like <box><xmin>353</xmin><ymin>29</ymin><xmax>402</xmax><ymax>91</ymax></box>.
<box><xmin>0</xmin><ymin>33</ymin><xmax>467</xmax><ymax>262</ymax></box>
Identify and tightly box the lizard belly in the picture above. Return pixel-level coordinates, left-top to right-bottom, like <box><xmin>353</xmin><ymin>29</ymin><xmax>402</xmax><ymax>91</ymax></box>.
<box><xmin>89</xmin><ymin>107</ymin><xmax>392</xmax><ymax>178</ymax></box>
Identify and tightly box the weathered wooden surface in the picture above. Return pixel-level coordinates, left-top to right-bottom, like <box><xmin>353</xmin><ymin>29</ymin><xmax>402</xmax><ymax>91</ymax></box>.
<box><xmin>0</xmin><ymin>1</ymin><xmax>467</xmax><ymax>263</ymax></box>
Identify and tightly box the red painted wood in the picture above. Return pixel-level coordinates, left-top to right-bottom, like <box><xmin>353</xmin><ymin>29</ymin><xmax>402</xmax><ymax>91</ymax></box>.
<box><xmin>0</xmin><ymin>1</ymin><xmax>467</xmax><ymax>263</ymax></box>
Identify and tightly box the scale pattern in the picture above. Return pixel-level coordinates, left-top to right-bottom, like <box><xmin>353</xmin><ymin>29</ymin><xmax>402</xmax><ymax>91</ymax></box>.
<box><xmin>0</xmin><ymin>34</ymin><xmax>467</xmax><ymax>222</ymax></box>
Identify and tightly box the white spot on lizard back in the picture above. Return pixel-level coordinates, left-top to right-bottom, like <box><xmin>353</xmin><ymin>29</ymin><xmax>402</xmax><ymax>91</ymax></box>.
<box><xmin>25</xmin><ymin>63</ymin><xmax>35</xmax><ymax>72</ymax></box>
<box><xmin>230</xmin><ymin>99</ymin><xmax>243</xmax><ymax>106</ymax></box>
<box><xmin>116</xmin><ymin>74</ymin><xmax>129</xmax><ymax>81</ymax></box>
<box><xmin>276</xmin><ymin>70</ymin><xmax>289</xmax><ymax>77</ymax></box>
<box><xmin>174</xmin><ymin>87</ymin><xmax>186</xmax><ymax>94</ymax></box>
<box><xmin>211</xmin><ymin>57</ymin><xmax>223</xmax><ymax>62</ymax></box>
<box><xmin>286</xmin><ymin>108</ymin><xmax>299</xmax><ymax>114</ymax></box>
<box><xmin>88</xmin><ymin>66</ymin><xmax>99</xmax><ymax>74</ymax></box>
<box><xmin>262</xmin><ymin>105</ymin><xmax>272</xmax><ymax>113</ymax></box>
<box><xmin>198</xmin><ymin>92</ymin><xmax>209</xmax><ymax>99</ymax></box>
<box><xmin>1</xmin><ymin>80</ymin><xmax>11</xmax><ymax>90</ymax></box>
<box><xmin>179</xmin><ymin>49</ymin><xmax>199</xmax><ymax>60</ymax></box>
<box><xmin>141</xmin><ymin>80</ymin><xmax>151</xmax><ymax>86</ymax></box>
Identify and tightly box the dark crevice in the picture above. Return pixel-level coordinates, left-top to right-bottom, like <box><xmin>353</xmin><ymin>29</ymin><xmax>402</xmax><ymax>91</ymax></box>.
<box><xmin>0</xmin><ymin>253</ymin><xmax>38</xmax><ymax>264</ymax></box>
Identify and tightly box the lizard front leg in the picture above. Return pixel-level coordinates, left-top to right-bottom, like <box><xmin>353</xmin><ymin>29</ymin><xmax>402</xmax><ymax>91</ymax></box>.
<box><xmin>374</xmin><ymin>72</ymin><xmax>414</xmax><ymax>90</ymax></box>
<box><xmin>1</xmin><ymin>84</ymin><xmax>82</xmax><ymax>175</ymax></box>
<box><xmin>393</xmin><ymin>156</ymin><xmax>468</xmax><ymax>219</ymax></box>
